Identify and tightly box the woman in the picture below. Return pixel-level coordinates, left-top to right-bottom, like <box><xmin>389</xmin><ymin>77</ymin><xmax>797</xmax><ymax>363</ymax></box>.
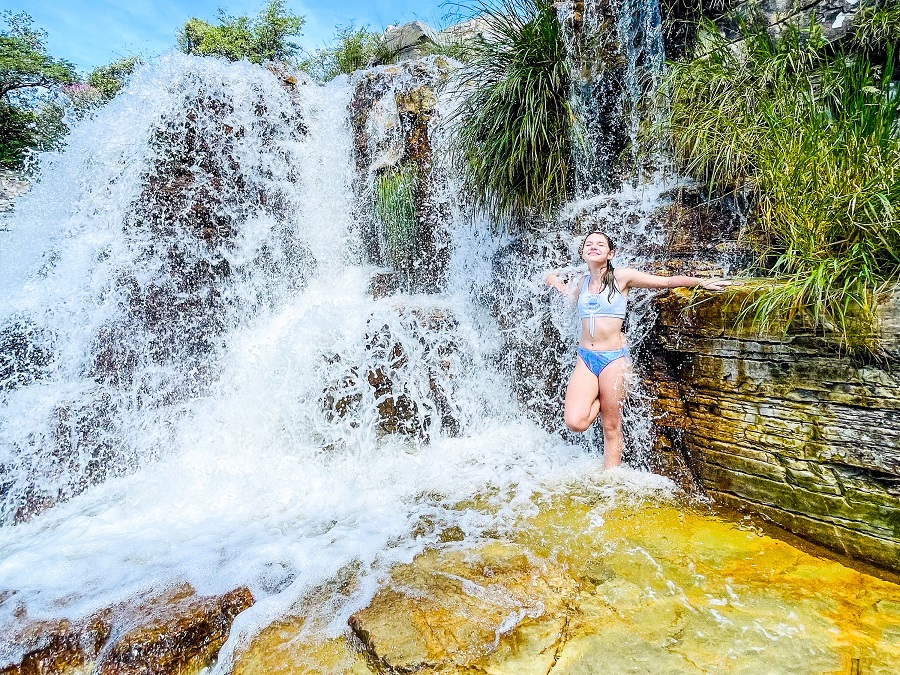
<box><xmin>545</xmin><ymin>231</ymin><xmax>730</xmax><ymax>468</ymax></box>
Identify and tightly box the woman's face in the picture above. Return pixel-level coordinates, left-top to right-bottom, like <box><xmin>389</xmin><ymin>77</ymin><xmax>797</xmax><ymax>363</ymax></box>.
<box><xmin>581</xmin><ymin>233</ymin><xmax>612</xmax><ymax>264</ymax></box>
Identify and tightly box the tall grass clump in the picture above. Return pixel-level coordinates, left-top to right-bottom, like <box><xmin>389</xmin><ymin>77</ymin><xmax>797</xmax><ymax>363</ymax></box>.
<box><xmin>446</xmin><ymin>0</ymin><xmax>575</xmax><ymax>228</ymax></box>
<box><xmin>853</xmin><ymin>0</ymin><xmax>900</xmax><ymax>52</ymax></box>
<box><xmin>375</xmin><ymin>163</ymin><xmax>420</xmax><ymax>270</ymax></box>
<box><xmin>664</xmin><ymin>19</ymin><xmax>900</xmax><ymax>352</ymax></box>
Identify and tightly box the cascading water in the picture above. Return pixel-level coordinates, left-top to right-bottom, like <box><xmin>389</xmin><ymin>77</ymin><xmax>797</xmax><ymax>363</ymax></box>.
<box><xmin>0</xmin><ymin>51</ymin><xmax>651</xmax><ymax>656</ymax></box>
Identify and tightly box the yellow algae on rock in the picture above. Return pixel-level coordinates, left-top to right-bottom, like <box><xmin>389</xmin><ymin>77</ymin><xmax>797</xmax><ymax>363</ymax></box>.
<box><xmin>348</xmin><ymin>542</ymin><xmax>579</xmax><ymax>673</ymax></box>
<box><xmin>231</xmin><ymin>489</ymin><xmax>900</xmax><ymax>675</ymax></box>
<box><xmin>233</xmin><ymin>618</ymin><xmax>370</xmax><ymax>675</ymax></box>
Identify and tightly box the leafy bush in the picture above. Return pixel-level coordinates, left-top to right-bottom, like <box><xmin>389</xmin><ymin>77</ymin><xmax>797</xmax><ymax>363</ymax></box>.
<box><xmin>853</xmin><ymin>0</ymin><xmax>900</xmax><ymax>52</ymax></box>
<box><xmin>0</xmin><ymin>12</ymin><xmax>77</xmax><ymax>168</ymax></box>
<box><xmin>446</xmin><ymin>0</ymin><xmax>574</xmax><ymax>228</ymax></box>
<box><xmin>177</xmin><ymin>0</ymin><xmax>304</xmax><ymax>64</ymax></box>
<box><xmin>299</xmin><ymin>24</ymin><xmax>383</xmax><ymax>80</ymax></box>
<box><xmin>664</xmin><ymin>19</ymin><xmax>900</xmax><ymax>351</ymax></box>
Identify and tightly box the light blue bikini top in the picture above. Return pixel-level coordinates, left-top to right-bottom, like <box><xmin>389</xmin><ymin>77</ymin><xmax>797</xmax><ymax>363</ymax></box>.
<box><xmin>576</xmin><ymin>275</ymin><xmax>627</xmax><ymax>336</ymax></box>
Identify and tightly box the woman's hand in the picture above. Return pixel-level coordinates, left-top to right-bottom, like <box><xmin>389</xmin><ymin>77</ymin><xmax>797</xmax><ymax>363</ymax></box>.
<box><xmin>545</xmin><ymin>272</ymin><xmax>569</xmax><ymax>294</ymax></box>
<box><xmin>698</xmin><ymin>278</ymin><xmax>731</xmax><ymax>292</ymax></box>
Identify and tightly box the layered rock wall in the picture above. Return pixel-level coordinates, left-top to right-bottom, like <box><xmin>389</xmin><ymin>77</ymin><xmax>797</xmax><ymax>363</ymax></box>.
<box><xmin>644</xmin><ymin>285</ymin><xmax>900</xmax><ymax>572</ymax></box>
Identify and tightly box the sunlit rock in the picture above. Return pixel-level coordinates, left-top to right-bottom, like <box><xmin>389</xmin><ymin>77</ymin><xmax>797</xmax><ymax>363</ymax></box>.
<box><xmin>381</xmin><ymin>21</ymin><xmax>440</xmax><ymax>61</ymax></box>
<box><xmin>96</xmin><ymin>586</ymin><xmax>253</xmax><ymax>675</ymax></box>
<box><xmin>348</xmin><ymin>542</ymin><xmax>579</xmax><ymax>672</ymax></box>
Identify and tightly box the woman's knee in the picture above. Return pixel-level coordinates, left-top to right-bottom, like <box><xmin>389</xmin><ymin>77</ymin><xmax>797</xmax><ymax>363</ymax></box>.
<box><xmin>600</xmin><ymin>415</ymin><xmax>622</xmax><ymax>438</ymax></box>
<box><xmin>565</xmin><ymin>412</ymin><xmax>590</xmax><ymax>433</ymax></box>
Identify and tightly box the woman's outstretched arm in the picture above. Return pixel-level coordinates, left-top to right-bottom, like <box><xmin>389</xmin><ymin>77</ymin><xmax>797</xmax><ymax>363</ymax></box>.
<box><xmin>545</xmin><ymin>272</ymin><xmax>575</xmax><ymax>295</ymax></box>
<box><xmin>617</xmin><ymin>268</ymin><xmax>731</xmax><ymax>292</ymax></box>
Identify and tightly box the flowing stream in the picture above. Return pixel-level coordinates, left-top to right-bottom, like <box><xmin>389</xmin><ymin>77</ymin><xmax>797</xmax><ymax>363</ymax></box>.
<box><xmin>0</xmin><ymin>16</ymin><xmax>899</xmax><ymax>675</ymax></box>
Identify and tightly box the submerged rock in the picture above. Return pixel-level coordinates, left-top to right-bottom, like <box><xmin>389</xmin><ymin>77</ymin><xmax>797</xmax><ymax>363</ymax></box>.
<box><xmin>233</xmin><ymin>495</ymin><xmax>900</xmax><ymax>674</ymax></box>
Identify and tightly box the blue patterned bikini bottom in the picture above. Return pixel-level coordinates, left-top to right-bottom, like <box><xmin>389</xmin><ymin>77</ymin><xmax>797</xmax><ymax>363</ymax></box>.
<box><xmin>577</xmin><ymin>346</ymin><xmax>630</xmax><ymax>377</ymax></box>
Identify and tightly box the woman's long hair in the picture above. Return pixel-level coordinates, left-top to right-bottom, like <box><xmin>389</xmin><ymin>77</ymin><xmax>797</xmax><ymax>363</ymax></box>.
<box><xmin>579</xmin><ymin>231</ymin><xmax>617</xmax><ymax>301</ymax></box>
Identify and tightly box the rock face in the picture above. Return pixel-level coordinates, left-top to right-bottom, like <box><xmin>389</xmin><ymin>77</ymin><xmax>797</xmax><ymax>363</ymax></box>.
<box><xmin>349</xmin><ymin>58</ymin><xmax>454</xmax><ymax>293</ymax></box>
<box><xmin>644</xmin><ymin>284</ymin><xmax>900</xmax><ymax>572</ymax></box>
<box><xmin>0</xmin><ymin>585</ymin><xmax>253</xmax><ymax>675</ymax></box>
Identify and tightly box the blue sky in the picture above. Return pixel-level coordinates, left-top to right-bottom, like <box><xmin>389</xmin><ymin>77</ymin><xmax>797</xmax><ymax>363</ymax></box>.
<box><xmin>7</xmin><ymin>0</ymin><xmax>453</xmax><ymax>73</ymax></box>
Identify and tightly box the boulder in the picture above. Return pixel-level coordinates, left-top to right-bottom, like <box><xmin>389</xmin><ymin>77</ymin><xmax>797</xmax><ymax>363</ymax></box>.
<box><xmin>348</xmin><ymin>542</ymin><xmax>579</xmax><ymax>672</ymax></box>
<box><xmin>381</xmin><ymin>21</ymin><xmax>440</xmax><ymax>60</ymax></box>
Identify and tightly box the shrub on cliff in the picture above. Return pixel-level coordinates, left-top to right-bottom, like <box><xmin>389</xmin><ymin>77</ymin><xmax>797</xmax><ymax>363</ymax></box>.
<box><xmin>446</xmin><ymin>0</ymin><xmax>574</xmax><ymax>229</ymax></box>
<box><xmin>298</xmin><ymin>24</ymin><xmax>383</xmax><ymax>80</ymax></box>
<box><xmin>177</xmin><ymin>0</ymin><xmax>305</xmax><ymax>64</ymax></box>
<box><xmin>664</xmin><ymin>19</ymin><xmax>900</xmax><ymax>352</ymax></box>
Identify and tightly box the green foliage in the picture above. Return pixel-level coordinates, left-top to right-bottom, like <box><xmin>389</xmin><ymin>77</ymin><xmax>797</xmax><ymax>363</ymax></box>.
<box><xmin>299</xmin><ymin>24</ymin><xmax>383</xmax><ymax>80</ymax></box>
<box><xmin>375</xmin><ymin>163</ymin><xmax>420</xmax><ymax>269</ymax></box>
<box><xmin>446</xmin><ymin>0</ymin><xmax>574</xmax><ymax>228</ymax></box>
<box><xmin>0</xmin><ymin>12</ymin><xmax>77</xmax><ymax>168</ymax></box>
<box><xmin>0</xmin><ymin>102</ymin><xmax>35</xmax><ymax>168</ymax></box>
<box><xmin>88</xmin><ymin>56</ymin><xmax>139</xmax><ymax>100</ymax></box>
<box><xmin>177</xmin><ymin>0</ymin><xmax>305</xmax><ymax>64</ymax></box>
<box><xmin>664</xmin><ymin>20</ymin><xmax>900</xmax><ymax>352</ymax></box>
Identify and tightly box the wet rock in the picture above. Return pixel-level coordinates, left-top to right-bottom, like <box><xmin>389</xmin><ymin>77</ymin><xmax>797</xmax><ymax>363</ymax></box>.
<box><xmin>0</xmin><ymin>585</ymin><xmax>253</xmax><ymax>675</ymax></box>
<box><xmin>233</xmin><ymin>621</ymin><xmax>369</xmax><ymax>675</ymax></box>
<box><xmin>0</xmin><ymin>615</ymin><xmax>110</xmax><ymax>675</ymax></box>
<box><xmin>369</xmin><ymin>271</ymin><xmax>403</xmax><ymax>299</ymax></box>
<box><xmin>96</xmin><ymin>587</ymin><xmax>253</xmax><ymax>675</ymax></box>
<box><xmin>322</xmin><ymin>307</ymin><xmax>461</xmax><ymax>438</ymax></box>
<box><xmin>645</xmin><ymin>284</ymin><xmax>900</xmax><ymax>572</ymax></box>
<box><xmin>348</xmin><ymin>542</ymin><xmax>579</xmax><ymax>673</ymax></box>
<box><xmin>349</xmin><ymin>58</ymin><xmax>454</xmax><ymax>293</ymax></box>
<box><xmin>0</xmin><ymin>322</ymin><xmax>53</xmax><ymax>391</ymax></box>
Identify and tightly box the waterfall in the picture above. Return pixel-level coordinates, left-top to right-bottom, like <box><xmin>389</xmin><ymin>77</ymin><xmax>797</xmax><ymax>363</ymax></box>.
<box><xmin>0</xmin><ymin>51</ymin><xmax>676</xmax><ymax>653</ymax></box>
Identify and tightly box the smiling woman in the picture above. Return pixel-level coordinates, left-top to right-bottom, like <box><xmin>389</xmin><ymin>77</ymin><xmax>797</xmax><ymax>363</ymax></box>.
<box><xmin>545</xmin><ymin>230</ymin><xmax>730</xmax><ymax>468</ymax></box>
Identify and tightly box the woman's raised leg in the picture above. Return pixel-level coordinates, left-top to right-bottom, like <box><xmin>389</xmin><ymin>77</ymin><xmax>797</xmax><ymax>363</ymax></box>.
<box><xmin>597</xmin><ymin>356</ymin><xmax>629</xmax><ymax>468</ymax></box>
<box><xmin>564</xmin><ymin>357</ymin><xmax>601</xmax><ymax>433</ymax></box>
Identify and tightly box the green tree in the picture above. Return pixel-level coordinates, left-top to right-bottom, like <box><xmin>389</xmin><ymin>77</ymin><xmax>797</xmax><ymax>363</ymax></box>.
<box><xmin>177</xmin><ymin>0</ymin><xmax>305</xmax><ymax>64</ymax></box>
<box><xmin>87</xmin><ymin>56</ymin><xmax>140</xmax><ymax>100</ymax></box>
<box><xmin>0</xmin><ymin>12</ymin><xmax>77</xmax><ymax>168</ymax></box>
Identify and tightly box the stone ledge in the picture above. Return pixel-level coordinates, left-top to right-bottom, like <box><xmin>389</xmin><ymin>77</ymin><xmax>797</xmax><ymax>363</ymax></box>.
<box><xmin>647</xmin><ymin>283</ymin><xmax>900</xmax><ymax>572</ymax></box>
